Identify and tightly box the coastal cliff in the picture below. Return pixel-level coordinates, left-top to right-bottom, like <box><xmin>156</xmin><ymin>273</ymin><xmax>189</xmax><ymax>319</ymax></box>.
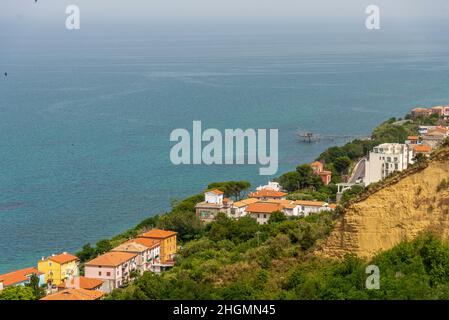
<box><xmin>318</xmin><ymin>147</ymin><xmax>449</xmax><ymax>260</ymax></box>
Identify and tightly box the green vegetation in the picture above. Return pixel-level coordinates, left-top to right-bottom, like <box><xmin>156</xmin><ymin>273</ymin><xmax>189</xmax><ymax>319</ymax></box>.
<box><xmin>0</xmin><ymin>286</ymin><xmax>36</xmax><ymax>300</ymax></box>
<box><xmin>107</xmin><ymin>215</ymin><xmax>449</xmax><ymax>300</ymax></box>
<box><xmin>107</xmin><ymin>211</ymin><xmax>335</xmax><ymax>300</ymax></box>
<box><xmin>206</xmin><ymin>181</ymin><xmax>251</xmax><ymax>200</ymax></box>
<box><xmin>76</xmin><ymin>181</ymin><xmax>252</xmax><ymax>266</ymax></box>
<box><xmin>371</xmin><ymin>118</ymin><xmax>418</xmax><ymax>144</ymax></box>
<box><xmin>62</xmin><ymin>111</ymin><xmax>449</xmax><ymax>300</ymax></box>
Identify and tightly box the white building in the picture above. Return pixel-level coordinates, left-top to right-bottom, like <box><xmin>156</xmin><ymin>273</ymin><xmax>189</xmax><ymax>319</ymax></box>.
<box><xmin>256</xmin><ymin>181</ymin><xmax>282</xmax><ymax>192</ymax></box>
<box><xmin>195</xmin><ymin>189</ymin><xmax>232</xmax><ymax>223</ymax></box>
<box><xmin>230</xmin><ymin>198</ymin><xmax>259</xmax><ymax>218</ymax></box>
<box><xmin>364</xmin><ymin>143</ymin><xmax>414</xmax><ymax>186</ymax></box>
<box><xmin>204</xmin><ymin>189</ymin><xmax>224</xmax><ymax>204</ymax></box>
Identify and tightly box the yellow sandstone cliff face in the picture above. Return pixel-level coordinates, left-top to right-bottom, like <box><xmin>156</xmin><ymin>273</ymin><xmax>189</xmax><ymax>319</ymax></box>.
<box><xmin>318</xmin><ymin>151</ymin><xmax>449</xmax><ymax>260</ymax></box>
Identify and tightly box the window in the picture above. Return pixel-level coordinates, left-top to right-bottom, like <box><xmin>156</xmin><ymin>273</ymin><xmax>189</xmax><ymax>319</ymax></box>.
<box><xmin>98</xmin><ymin>271</ymin><xmax>102</xmax><ymax>276</ymax></box>
<box><xmin>106</xmin><ymin>272</ymin><xmax>111</xmax><ymax>276</ymax></box>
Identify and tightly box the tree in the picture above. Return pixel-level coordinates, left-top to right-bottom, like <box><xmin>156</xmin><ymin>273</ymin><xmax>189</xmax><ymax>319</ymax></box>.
<box><xmin>0</xmin><ymin>286</ymin><xmax>35</xmax><ymax>300</ymax></box>
<box><xmin>96</xmin><ymin>239</ymin><xmax>113</xmax><ymax>255</ymax></box>
<box><xmin>413</xmin><ymin>153</ymin><xmax>427</xmax><ymax>164</ymax></box>
<box><xmin>157</xmin><ymin>210</ymin><xmax>202</xmax><ymax>241</ymax></box>
<box><xmin>26</xmin><ymin>274</ymin><xmax>46</xmax><ymax>299</ymax></box>
<box><xmin>333</xmin><ymin>156</ymin><xmax>352</xmax><ymax>175</ymax></box>
<box><xmin>76</xmin><ymin>243</ymin><xmax>96</xmax><ymax>262</ymax></box>
<box><xmin>277</xmin><ymin>171</ymin><xmax>301</xmax><ymax>192</ymax></box>
<box><xmin>296</xmin><ymin>164</ymin><xmax>323</xmax><ymax>190</ymax></box>
<box><xmin>268</xmin><ymin>211</ymin><xmax>287</xmax><ymax>223</ymax></box>
<box><xmin>207</xmin><ymin>181</ymin><xmax>251</xmax><ymax>200</ymax></box>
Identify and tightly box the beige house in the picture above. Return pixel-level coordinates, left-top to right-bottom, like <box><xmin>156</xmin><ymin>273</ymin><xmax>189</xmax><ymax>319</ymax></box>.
<box><xmin>195</xmin><ymin>189</ymin><xmax>232</xmax><ymax>222</ymax></box>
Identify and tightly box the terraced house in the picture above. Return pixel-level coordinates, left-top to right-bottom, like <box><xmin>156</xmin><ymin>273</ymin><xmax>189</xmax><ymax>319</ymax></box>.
<box><xmin>113</xmin><ymin>238</ymin><xmax>161</xmax><ymax>273</ymax></box>
<box><xmin>195</xmin><ymin>189</ymin><xmax>232</xmax><ymax>222</ymax></box>
<box><xmin>140</xmin><ymin>229</ymin><xmax>177</xmax><ymax>266</ymax></box>
<box><xmin>0</xmin><ymin>267</ymin><xmax>45</xmax><ymax>291</ymax></box>
<box><xmin>37</xmin><ymin>252</ymin><xmax>79</xmax><ymax>286</ymax></box>
<box><xmin>84</xmin><ymin>251</ymin><xmax>138</xmax><ymax>292</ymax></box>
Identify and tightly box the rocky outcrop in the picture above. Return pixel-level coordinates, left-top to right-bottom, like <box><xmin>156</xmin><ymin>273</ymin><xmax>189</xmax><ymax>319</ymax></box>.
<box><xmin>318</xmin><ymin>149</ymin><xmax>449</xmax><ymax>260</ymax></box>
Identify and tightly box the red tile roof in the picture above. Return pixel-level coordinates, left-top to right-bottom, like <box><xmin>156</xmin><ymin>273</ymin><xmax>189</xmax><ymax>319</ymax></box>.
<box><xmin>41</xmin><ymin>288</ymin><xmax>104</xmax><ymax>300</ymax></box>
<box><xmin>310</xmin><ymin>161</ymin><xmax>323</xmax><ymax>167</ymax></box>
<box><xmin>207</xmin><ymin>189</ymin><xmax>224</xmax><ymax>195</ymax></box>
<box><xmin>124</xmin><ymin>238</ymin><xmax>160</xmax><ymax>249</ymax></box>
<box><xmin>295</xmin><ymin>200</ymin><xmax>326</xmax><ymax>207</ymax></box>
<box><xmin>48</xmin><ymin>253</ymin><xmax>79</xmax><ymax>264</ymax></box>
<box><xmin>85</xmin><ymin>251</ymin><xmax>137</xmax><ymax>267</ymax></box>
<box><xmin>58</xmin><ymin>276</ymin><xmax>103</xmax><ymax>290</ymax></box>
<box><xmin>249</xmin><ymin>190</ymin><xmax>287</xmax><ymax>198</ymax></box>
<box><xmin>245</xmin><ymin>202</ymin><xmax>284</xmax><ymax>214</ymax></box>
<box><xmin>412</xmin><ymin>145</ymin><xmax>432</xmax><ymax>153</ymax></box>
<box><xmin>141</xmin><ymin>228</ymin><xmax>177</xmax><ymax>239</ymax></box>
<box><xmin>0</xmin><ymin>267</ymin><xmax>42</xmax><ymax>287</ymax></box>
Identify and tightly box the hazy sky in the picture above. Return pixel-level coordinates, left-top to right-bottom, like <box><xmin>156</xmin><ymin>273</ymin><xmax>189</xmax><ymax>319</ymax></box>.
<box><xmin>4</xmin><ymin>0</ymin><xmax>449</xmax><ymax>20</ymax></box>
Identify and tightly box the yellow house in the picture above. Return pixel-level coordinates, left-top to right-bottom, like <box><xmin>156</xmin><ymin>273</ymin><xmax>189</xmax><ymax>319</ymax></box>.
<box><xmin>141</xmin><ymin>229</ymin><xmax>177</xmax><ymax>263</ymax></box>
<box><xmin>37</xmin><ymin>252</ymin><xmax>79</xmax><ymax>286</ymax></box>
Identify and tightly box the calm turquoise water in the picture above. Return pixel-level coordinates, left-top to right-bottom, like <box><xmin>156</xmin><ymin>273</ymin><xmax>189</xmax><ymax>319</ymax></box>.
<box><xmin>1</xmin><ymin>21</ymin><xmax>449</xmax><ymax>273</ymax></box>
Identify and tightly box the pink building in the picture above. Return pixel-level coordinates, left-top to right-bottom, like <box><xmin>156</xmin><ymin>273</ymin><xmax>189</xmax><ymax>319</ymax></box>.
<box><xmin>84</xmin><ymin>251</ymin><xmax>138</xmax><ymax>292</ymax></box>
<box><xmin>310</xmin><ymin>161</ymin><xmax>332</xmax><ymax>185</ymax></box>
<box><xmin>112</xmin><ymin>239</ymin><xmax>161</xmax><ymax>274</ymax></box>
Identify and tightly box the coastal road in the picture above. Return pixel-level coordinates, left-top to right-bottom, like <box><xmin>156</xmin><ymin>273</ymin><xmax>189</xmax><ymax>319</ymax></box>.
<box><xmin>349</xmin><ymin>157</ymin><xmax>366</xmax><ymax>183</ymax></box>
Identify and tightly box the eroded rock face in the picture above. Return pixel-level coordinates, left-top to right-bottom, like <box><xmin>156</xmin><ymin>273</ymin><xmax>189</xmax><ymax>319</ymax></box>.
<box><xmin>318</xmin><ymin>154</ymin><xmax>449</xmax><ymax>260</ymax></box>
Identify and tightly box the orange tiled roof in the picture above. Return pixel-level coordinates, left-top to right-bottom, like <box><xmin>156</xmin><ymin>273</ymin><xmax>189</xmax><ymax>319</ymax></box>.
<box><xmin>328</xmin><ymin>204</ymin><xmax>337</xmax><ymax>209</ymax></box>
<box><xmin>412</xmin><ymin>145</ymin><xmax>432</xmax><ymax>153</ymax></box>
<box><xmin>141</xmin><ymin>228</ymin><xmax>177</xmax><ymax>239</ymax></box>
<box><xmin>112</xmin><ymin>242</ymin><xmax>149</xmax><ymax>253</ymax></box>
<box><xmin>310</xmin><ymin>161</ymin><xmax>323</xmax><ymax>167</ymax></box>
<box><xmin>408</xmin><ymin>136</ymin><xmax>419</xmax><ymax>140</ymax></box>
<box><xmin>0</xmin><ymin>267</ymin><xmax>42</xmax><ymax>287</ymax></box>
<box><xmin>124</xmin><ymin>238</ymin><xmax>160</xmax><ymax>249</ymax></box>
<box><xmin>249</xmin><ymin>190</ymin><xmax>287</xmax><ymax>198</ymax></box>
<box><xmin>295</xmin><ymin>200</ymin><xmax>326</xmax><ymax>207</ymax></box>
<box><xmin>207</xmin><ymin>189</ymin><xmax>224</xmax><ymax>195</ymax></box>
<box><xmin>233</xmin><ymin>198</ymin><xmax>260</xmax><ymax>208</ymax></box>
<box><xmin>245</xmin><ymin>202</ymin><xmax>283</xmax><ymax>213</ymax></box>
<box><xmin>85</xmin><ymin>251</ymin><xmax>137</xmax><ymax>267</ymax></box>
<box><xmin>58</xmin><ymin>276</ymin><xmax>103</xmax><ymax>290</ymax></box>
<box><xmin>48</xmin><ymin>253</ymin><xmax>79</xmax><ymax>265</ymax></box>
<box><xmin>41</xmin><ymin>288</ymin><xmax>104</xmax><ymax>300</ymax></box>
<box><xmin>319</xmin><ymin>170</ymin><xmax>332</xmax><ymax>176</ymax></box>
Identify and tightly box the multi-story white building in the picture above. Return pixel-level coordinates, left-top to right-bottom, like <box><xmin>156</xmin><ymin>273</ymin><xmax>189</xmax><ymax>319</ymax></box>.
<box><xmin>256</xmin><ymin>181</ymin><xmax>282</xmax><ymax>192</ymax></box>
<box><xmin>364</xmin><ymin>143</ymin><xmax>414</xmax><ymax>186</ymax></box>
<box><xmin>195</xmin><ymin>189</ymin><xmax>232</xmax><ymax>223</ymax></box>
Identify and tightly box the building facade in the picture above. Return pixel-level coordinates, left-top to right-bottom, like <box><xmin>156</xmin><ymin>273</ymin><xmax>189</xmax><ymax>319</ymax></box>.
<box><xmin>363</xmin><ymin>143</ymin><xmax>414</xmax><ymax>186</ymax></box>
<box><xmin>195</xmin><ymin>189</ymin><xmax>232</xmax><ymax>223</ymax></box>
<box><xmin>140</xmin><ymin>229</ymin><xmax>177</xmax><ymax>264</ymax></box>
<box><xmin>84</xmin><ymin>251</ymin><xmax>138</xmax><ymax>292</ymax></box>
<box><xmin>37</xmin><ymin>253</ymin><xmax>79</xmax><ymax>286</ymax></box>
<box><xmin>0</xmin><ymin>267</ymin><xmax>45</xmax><ymax>291</ymax></box>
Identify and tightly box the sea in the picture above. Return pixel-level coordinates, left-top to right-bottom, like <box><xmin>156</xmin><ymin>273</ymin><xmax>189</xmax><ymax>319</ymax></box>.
<box><xmin>1</xmin><ymin>17</ymin><xmax>449</xmax><ymax>273</ymax></box>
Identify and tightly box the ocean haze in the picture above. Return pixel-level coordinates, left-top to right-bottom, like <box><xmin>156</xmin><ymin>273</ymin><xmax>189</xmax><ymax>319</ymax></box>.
<box><xmin>1</xmin><ymin>8</ymin><xmax>449</xmax><ymax>273</ymax></box>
